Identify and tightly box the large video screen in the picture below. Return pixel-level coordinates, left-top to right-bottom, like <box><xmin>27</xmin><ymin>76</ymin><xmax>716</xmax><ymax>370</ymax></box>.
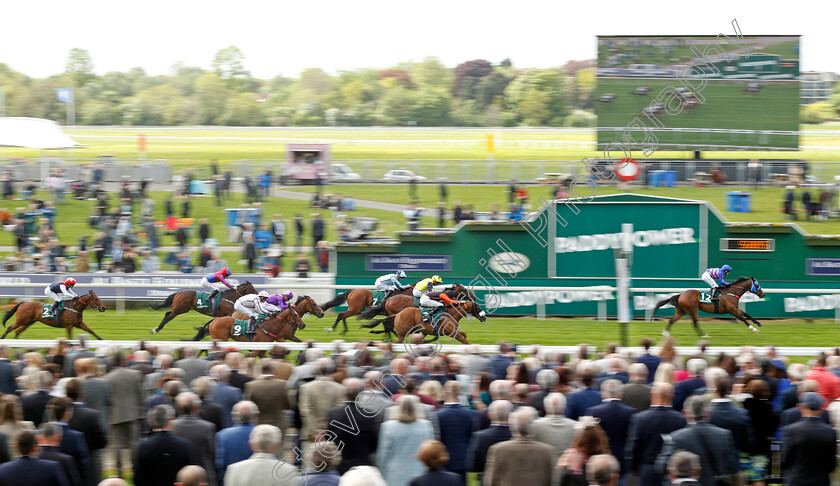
<box><xmin>596</xmin><ymin>36</ymin><xmax>800</xmax><ymax>151</ymax></box>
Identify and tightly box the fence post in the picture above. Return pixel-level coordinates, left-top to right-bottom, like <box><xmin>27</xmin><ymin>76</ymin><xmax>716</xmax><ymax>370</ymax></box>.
<box><xmin>117</xmin><ymin>286</ymin><xmax>125</xmax><ymax>316</ymax></box>
<box><xmin>536</xmin><ymin>297</ymin><xmax>546</xmax><ymax>321</ymax></box>
<box><xmin>597</xmin><ymin>300</ymin><xmax>606</xmax><ymax>321</ymax></box>
<box><xmin>645</xmin><ymin>292</ymin><xmax>653</xmax><ymax>322</ymax></box>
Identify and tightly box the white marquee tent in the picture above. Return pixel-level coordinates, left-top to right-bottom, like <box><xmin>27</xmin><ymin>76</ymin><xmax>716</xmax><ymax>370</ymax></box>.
<box><xmin>0</xmin><ymin>117</ymin><xmax>81</xmax><ymax>149</ymax></box>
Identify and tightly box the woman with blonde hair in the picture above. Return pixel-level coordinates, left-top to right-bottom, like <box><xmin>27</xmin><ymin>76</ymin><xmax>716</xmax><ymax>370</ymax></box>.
<box><xmin>19</xmin><ymin>351</ymin><xmax>45</xmax><ymax>396</ymax></box>
<box><xmin>654</xmin><ymin>363</ymin><xmax>676</xmax><ymax>385</ymax></box>
<box><xmin>376</xmin><ymin>395</ymin><xmax>435</xmax><ymax>486</ymax></box>
<box><xmin>409</xmin><ymin>440</ymin><xmax>462</xmax><ymax>486</ymax></box>
<box><xmin>0</xmin><ymin>396</ymin><xmax>35</xmax><ymax>457</ymax></box>
<box><xmin>418</xmin><ymin>380</ymin><xmax>443</xmax><ymax>405</ymax></box>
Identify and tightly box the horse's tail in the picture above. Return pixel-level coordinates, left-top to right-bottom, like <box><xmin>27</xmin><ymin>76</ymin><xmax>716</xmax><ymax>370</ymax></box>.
<box><xmin>650</xmin><ymin>294</ymin><xmax>681</xmax><ymax>321</ymax></box>
<box><xmin>190</xmin><ymin>319</ymin><xmax>213</xmax><ymax>341</ymax></box>
<box><xmin>150</xmin><ymin>292</ymin><xmax>177</xmax><ymax>310</ymax></box>
<box><xmin>357</xmin><ymin>305</ymin><xmax>383</xmax><ymax>320</ymax></box>
<box><xmin>2</xmin><ymin>302</ymin><xmax>22</xmax><ymax>327</ymax></box>
<box><xmin>321</xmin><ymin>291</ymin><xmax>350</xmax><ymax>311</ymax></box>
<box><xmin>383</xmin><ymin>315</ymin><xmax>396</xmax><ymax>334</ymax></box>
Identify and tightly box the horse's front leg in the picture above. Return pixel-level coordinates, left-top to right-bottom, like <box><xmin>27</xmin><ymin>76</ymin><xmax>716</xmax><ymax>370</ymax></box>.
<box><xmin>741</xmin><ymin>310</ymin><xmax>762</xmax><ymax>327</ymax></box>
<box><xmin>731</xmin><ymin>309</ymin><xmax>759</xmax><ymax>333</ymax></box>
<box><xmin>78</xmin><ymin>321</ymin><xmax>104</xmax><ymax>340</ymax></box>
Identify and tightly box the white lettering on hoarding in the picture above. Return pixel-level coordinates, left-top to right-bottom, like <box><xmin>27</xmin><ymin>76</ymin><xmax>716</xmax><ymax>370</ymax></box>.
<box><xmin>784</xmin><ymin>295</ymin><xmax>840</xmax><ymax>313</ymax></box>
<box><xmin>487</xmin><ymin>290</ymin><xmax>615</xmax><ymax>309</ymax></box>
<box><xmin>555</xmin><ymin>227</ymin><xmax>695</xmax><ymax>253</ymax></box>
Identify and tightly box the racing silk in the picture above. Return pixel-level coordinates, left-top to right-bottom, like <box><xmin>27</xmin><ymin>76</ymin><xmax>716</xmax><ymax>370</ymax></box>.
<box><xmin>705</xmin><ymin>267</ymin><xmax>730</xmax><ymax>285</ymax></box>
<box><xmin>376</xmin><ymin>274</ymin><xmax>406</xmax><ymax>290</ymax></box>
<box><xmin>426</xmin><ymin>290</ymin><xmax>456</xmax><ymax>305</ymax></box>
<box><xmin>49</xmin><ymin>282</ymin><xmax>77</xmax><ymax>298</ymax></box>
<box><xmin>235</xmin><ymin>294</ymin><xmax>270</xmax><ymax>314</ymax></box>
<box><xmin>266</xmin><ymin>294</ymin><xmax>290</xmax><ymax>311</ymax></box>
<box><xmin>206</xmin><ymin>271</ymin><xmax>235</xmax><ymax>289</ymax></box>
<box><xmin>415</xmin><ymin>278</ymin><xmax>436</xmax><ymax>293</ymax></box>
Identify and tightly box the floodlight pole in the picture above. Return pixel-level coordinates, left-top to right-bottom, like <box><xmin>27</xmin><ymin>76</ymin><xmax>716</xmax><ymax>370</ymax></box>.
<box><xmin>615</xmin><ymin>223</ymin><xmax>634</xmax><ymax>347</ymax></box>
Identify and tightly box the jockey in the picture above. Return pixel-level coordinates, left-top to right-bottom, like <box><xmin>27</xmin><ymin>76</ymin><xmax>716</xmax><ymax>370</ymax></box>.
<box><xmin>375</xmin><ymin>270</ymin><xmax>408</xmax><ymax>301</ymax></box>
<box><xmin>45</xmin><ymin>277</ymin><xmax>78</xmax><ymax>323</ymax></box>
<box><xmin>702</xmin><ymin>264</ymin><xmax>732</xmax><ymax>301</ymax></box>
<box><xmin>234</xmin><ymin>291</ymin><xmax>271</xmax><ymax>334</ymax></box>
<box><xmin>412</xmin><ymin>275</ymin><xmax>443</xmax><ymax>300</ymax></box>
<box><xmin>266</xmin><ymin>291</ymin><xmax>294</xmax><ymax>312</ymax></box>
<box><xmin>420</xmin><ymin>289</ymin><xmax>462</xmax><ymax>323</ymax></box>
<box><xmin>201</xmin><ymin>268</ymin><xmax>234</xmax><ymax>301</ymax></box>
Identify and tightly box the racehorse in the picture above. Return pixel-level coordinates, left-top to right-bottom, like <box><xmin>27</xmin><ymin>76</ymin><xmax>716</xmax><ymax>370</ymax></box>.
<box><xmin>191</xmin><ymin>306</ymin><xmax>306</xmax><ymax>344</ymax></box>
<box><xmin>651</xmin><ymin>277</ymin><xmax>765</xmax><ymax>336</ymax></box>
<box><xmin>358</xmin><ymin>283</ymin><xmax>473</xmax><ymax>339</ymax></box>
<box><xmin>374</xmin><ymin>299</ymin><xmax>487</xmax><ymax>344</ymax></box>
<box><xmin>231</xmin><ymin>295</ymin><xmax>324</xmax><ymax>322</ymax></box>
<box><xmin>149</xmin><ymin>281</ymin><xmax>255</xmax><ymax>334</ymax></box>
<box><xmin>2</xmin><ymin>290</ymin><xmax>107</xmax><ymax>339</ymax></box>
<box><xmin>320</xmin><ymin>283</ymin><xmax>415</xmax><ymax>334</ymax></box>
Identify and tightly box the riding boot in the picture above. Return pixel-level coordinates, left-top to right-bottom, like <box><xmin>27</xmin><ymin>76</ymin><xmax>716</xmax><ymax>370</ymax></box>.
<box><xmin>711</xmin><ymin>288</ymin><xmax>719</xmax><ymax>302</ymax></box>
<box><xmin>209</xmin><ymin>289</ymin><xmax>219</xmax><ymax>301</ymax></box>
<box><xmin>247</xmin><ymin>316</ymin><xmax>256</xmax><ymax>334</ymax></box>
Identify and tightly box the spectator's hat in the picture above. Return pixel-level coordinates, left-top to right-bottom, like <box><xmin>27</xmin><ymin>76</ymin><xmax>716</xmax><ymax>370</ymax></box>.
<box><xmin>800</xmin><ymin>391</ymin><xmax>823</xmax><ymax>411</ymax></box>
<box><xmin>769</xmin><ymin>359</ymin><xmax>786</xmax><ymax>372</ymax></box>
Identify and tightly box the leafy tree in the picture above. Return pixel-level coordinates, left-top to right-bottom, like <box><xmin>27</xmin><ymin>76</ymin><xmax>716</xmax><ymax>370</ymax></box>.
<box><xmin>299</xmin><ymin>68</ymin><xmax>334</xmax><ymax>96</ymax></box>
<box><xmin>193</xmin><ymin>73</ymin><xmax>230</xmax><ymax>124</ymax></box>
<box><xmin>412</xmin><ymin>88</ymin><xmax>451</xmax><ymax>126</ymax></box>
<box><xmin>222</xmin><ymin>92</ymin><xmax>265</xmax><ymax>126</ymax></box>
<box><xmin>374</xmin><ymin>87</ymin><xmax>417</xmax><ymax>125</ymax></box>
<box><xmin>572</xmin><ymin>68</ymin><xmax>596</xmax><ymax>109</ymax></box>
<box><xmin>377</xmin><ymin>69</ymin><xmax>413</xmax><ymax>88</ymax></box>
<box><xmin>171</xmin><ymin>63</ymin><xmax>206</xmax><ymax>96</ymax></box>
<box><xmin>830</xmin><ymin>84</ymin><xmax>840</xmax><ymax>115</ymax></box>
<box><xmin>453</xmin><ymin>59</ymin><xmax>493</xmax><ymax>99</ymax></box>
<box><xmin>475</xmin><ymin>70</ymin><xmax>511</xmax><ymax>110</ymax></box>
<box><xmin>801</xmin><ymin>102</ymin><xmax>834</xmax><ymax>124</ymax></box>
<box><xmin>212</xmin><ymin>46</ymin><xmax>252</xmax><ymax>91</ymax></box>
<box><xmin>410</xmin><ymin>57</ymin><xmax>451</xmax><ymax>90</ymax></box>
<box><xmin>505</xmin><ymin>68</ymin><xmax>569</xmax><ymax>126</ymax></box>
<box><xmin>65</xmin><ymin>48</ymin><xmax>95</xmax><ymax>86</ymax></box>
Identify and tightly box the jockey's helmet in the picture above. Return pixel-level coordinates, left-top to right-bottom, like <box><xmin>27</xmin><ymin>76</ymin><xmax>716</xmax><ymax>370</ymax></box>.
<box><xmin>432</xmin><ymin>275</ymin><xmax>443</xmax><ymax>284</ymax></box>
<box><xmin>721</xmin><ymin>264</ymin><xmax>732</xmax><ymax>273</ymax></box>
<box><xmin>258</xmin><ymin>291</ymin><xmax>270</xmax><ymax>299</ymax></box>
<box><xmin>64</xmin><ymin>277</ymin><xmax>77</xmax><ymax>286</ymax></box>
<box><xmin>284</xmin><ymin>291</ymin><xmax>294</xmax><ymax>300</ymax></box>
<box><xmin>396</xmin><ymin>270</ymin><xmax>407</xmax><ymax>278</ymax></box>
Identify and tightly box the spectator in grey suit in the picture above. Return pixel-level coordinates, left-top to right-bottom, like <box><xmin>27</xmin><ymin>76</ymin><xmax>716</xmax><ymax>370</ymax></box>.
<box><xmin>621</xmin><ymin>363</ymin><xmax>651</xmax><ymax>412</ymax></box>
<box><xmin>175</xmin><ymin>347</ymin><xmax>210</xmax><ymax>386</ymax></box>
<box><xmin>74</xmin><ymin>359</ymin><xmax>111</xmax><ymax>430</ymax></box>
<box><xmin>172</xmin><ymin>392</ymin><xmax>218</xmax><ymax>486</ymax></box>
<box><xmin>656</xmin><ymin>396</ymin><xmax>738</xmax><ymax>486</ymax></box>
<box><xmin>667</xmin><ymin>451</ymin><xmax>702</xmax><ymax>485</ymax></box>
<box><xmin>104</xmin><ymin>352</ymin><xmax>144</xmax><ymax>478</ymax></box>
<box><xmin>530</xmin><ymin>393</ymin><xmax>577</xmax><ymax>486</ymax></box>
<box><xmin>63</xmin><ymin>336</ymin><xmax>94</xmax><ymax>378</ymax></box>
<box><xmin>461</xmin><ymin>346</ymin><xmax>491</xmax><ymax>377</ymax></box>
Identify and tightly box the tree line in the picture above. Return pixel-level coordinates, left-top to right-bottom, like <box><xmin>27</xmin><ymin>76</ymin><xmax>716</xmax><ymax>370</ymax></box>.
<box><xmin>0</xmin><ymin>47</ymin><xmax>597</xmax><ymax>127</ymax></box>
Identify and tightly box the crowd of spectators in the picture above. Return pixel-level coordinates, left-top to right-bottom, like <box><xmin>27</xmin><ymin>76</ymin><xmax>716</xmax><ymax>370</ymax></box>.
<box><xmin>0</xmin><ymin>336</ymin><xmax>838</xmax><ymax>485</ymax></box>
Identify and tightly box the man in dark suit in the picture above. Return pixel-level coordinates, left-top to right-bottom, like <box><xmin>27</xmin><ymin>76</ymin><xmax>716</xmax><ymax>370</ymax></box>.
<box><xmin>466</xmin><ymin>400</ymin><xmax>513</xmax><ymax>483</ymax></box>
<box><xmin>243</xmin><ymin>361</ymin><xmax>292</xmax><ymax>437</ymax></box>
<box><xmin>210</xmin><ymin>365</ymin><xmax>243</xmax><ymax>429</ymax></box>
<box><xmin>0</xmin><ymin>431</ymin><xmax>69</xmax><ymax>486</ymax></box>
<box><xmin>64</xmin><ymin>379</ymin><xmax>107</xmax><ymax>486</ymax></box>
<box><xmin>622</xmin><ymin>363</ymin><xmax>651</xmax><ymax>412</ymax></box>
<box><xmin>22</xmin><ymin>370</ymin><xmax>55</xmax><ymax>426</ymax></box>
<box><xmin>666</xmin><ymin>451</ymin><xmax>702</xmax><ymax>486</ymax></box>
<box><xmin>708</xmin><ymin>376</ymin><xmax>755</xmax><ymax>454</ymax></box>
<box><xmin>656</xmin><ymin>396</ymin><xmax>738</xmax><ymax>486</ymax></box>
<box><xmin>172</xmin><ymin>392</ymin><xmax>218</xmax><ymax>486</ymax></box>
<box><xmin>311</xmin><ymin>213</ymin><xmax>324</xmax><ymax>249</ymax></box>
<box><xmin>379</xmin><ymin>358</ymin><xmax>409</xmax><ymax>397</ymax></box>
<box><xmin>326</xmin><ymin>378</ymin><xmax>380</xmax><ymax>475</ymax></box>
<box><xmin>192</xmin><ymin>377</ymin><xmax>225</xmax><ymax>432</ymax></box>
<box><xmin>636</xmin><ymin>338</ymin><xmax>661</xmax><ymax>384</ymax></box>
<box><xmin>63</xmin><ymin>338</ymin><xmax>94</xmax><ymax>378</ymax></box>
<box><xmin>484</xmin><ymin>406</ymin><xmax>554</xmax><ymax>486</ymax></box>
<box><xmin>133</xmin><ymin>405</ymin><xmax>198</xmax><ymax>486</ymax></box>
<box><xmin>477</xmin><ymin>380</ymin><xmax>513</xmax><ymax>430</ymax></box>
<box><xmin>225</xmin><ymin>353</ymin><xmax>253</xmax><ymax>392</ymax></box>
<box><xmin>48</xmin><ymin>398</ymin><xmax>91</xmax><ymax>486</ymax></box>
<box><xmin>216</xmin><ymin>401</ymin><xmax>258</xmax><ymax>482</ymax></box>
<box><xmin>0</xmin><ymin>346</ymin><xmax>18</xmax><ymax>395</ymax></box>
<box><xmin>596</xmin><ymin>358</ymin><xmax>630</xmax><ymax>385</ymax></box>
<box><xmin>0</xmin><ymin>431</ymin><xmax>9</xmax><ymax>464</ymax></box>
<box><xmin>436</xmin><ymin>381</ymin><xmax>477</xmax><ymax>482</ymax></box>
<box><xmin>130</xmin><ymin>350</ymin><xmax>154</xmax><ymax>376</ymax></box>
<box><xmin>566</xmin><ymin>368</ymin><xmax>602</xmax><ymax>421</ymax></box>
<box><xmin>626</xmin><ymin>382</ymin><xmax>687</xmax><ymax>486</ymax></box>
<box><xmin>782</xmin><ymin>392</ymin><xmax>836</xmax><ymax>486</ymax></box>
<box><xmin>673</xmin><ymin>358</ymin><xmax>707</xmax><ymax>412</ymax></box>
<box><xmin>585</xmin><ymin>379</ymin><xmax>635</xmax><ymax>480</ymax></box>
<box><xmin>779</xmin><ymin>379</ymin><xmax>830</xmax><ymax>428</ymax></box>
<box><xmin>427</xmin><ymin>357</ymin><xmax>451</xmax><ymax>387</ymax></box>
<box><xmin>488</xmin><ymin>342</ymin><xmax>514</xmax><ymax>381</ymax></box>
<box><xmin>528</xmin><ymin>369</ymin><xmax>559</xmax><ymax>417</ymax></box>
<box><xmin>38</xmin><ymin>424</ymin><xmax>82</xmax><ymax>486</ymax></box>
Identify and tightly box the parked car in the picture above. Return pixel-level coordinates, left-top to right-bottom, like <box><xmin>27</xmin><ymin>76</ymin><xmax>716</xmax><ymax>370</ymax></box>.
<box><xmin>382</xmin><ymin>170</ymin><xmax>427</xmax><ymax>181</ymax></box>
<box><xmin>330</xmin><ymin>163</ymin><xmax>361</xmax><ymax>181</ymax></box>
<box><xmin>598</xmin><ymin>93</ymin><xmax>615</xmax><ymax>103</ymax></box>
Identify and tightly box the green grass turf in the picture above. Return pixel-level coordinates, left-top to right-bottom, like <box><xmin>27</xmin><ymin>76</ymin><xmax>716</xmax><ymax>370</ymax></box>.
<box><xmin>595</xmin><ymin>80</ymin><xmax>800</xmax><ymax>148</ymax></box>
<box><xmin>283</xmin><ymin>184</ymin><xmax>840</xmax><ymax>235</ymax></box>
<box><xmin>0</xmin><ymin>126</ymin><xmax>838</xmax><ymax>171</ymax></box>
<box><xmin>3</xmin><ymin>308</ymin><xmax>838</xmax><ymax>349</ymax></box>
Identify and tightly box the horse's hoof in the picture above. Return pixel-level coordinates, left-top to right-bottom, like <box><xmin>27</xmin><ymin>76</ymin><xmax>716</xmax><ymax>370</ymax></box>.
<box><xmin>701</xmin><ymin>335</ymin><xmax>710</xmax><ymax>338</ymax></box>
<box><xmin>749</xmin><ymin>325</ymin><xmax>759</xmax><ymax>333</ymax></box>
<box><xmin>324</xmin><ymin>328</ymin><xmax>333</xmax><ymax>333</ymax></box>
<box><xmin>150</xmin><ymin>328</ymin><xmax>157</xmax><ymax>334</ymax></box>
<box><xmin>661</xmin><ymin>330</ymin><xmax>670</xmax><ymax>337</ymax></box>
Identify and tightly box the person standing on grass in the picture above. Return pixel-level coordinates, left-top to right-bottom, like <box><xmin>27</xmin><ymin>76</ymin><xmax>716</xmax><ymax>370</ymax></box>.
<box><xmin>311</xmin><ymin>213</ymin><xmax>324</xmax><ymax>250</ymax></box>
<box><xmin>296</xmin><ymin>254</ymin><xmax>310</xmax><ymax>278</ymax></box>
<box><xmin>271</xmin><ymin>214</ymin><xmax>286</xmax><ymax>246</ymax></box>
<box><xmin>294</xmin><ymin>213</ymin><xmax>304</xmax><ymax>248</ymax></box>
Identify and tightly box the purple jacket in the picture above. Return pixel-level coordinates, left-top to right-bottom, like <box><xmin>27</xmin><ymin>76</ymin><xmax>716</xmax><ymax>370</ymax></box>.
<box><xmin>266</xmin><ymin>294</ymin><xmax>289</xmax><ymax>310</ymax></box>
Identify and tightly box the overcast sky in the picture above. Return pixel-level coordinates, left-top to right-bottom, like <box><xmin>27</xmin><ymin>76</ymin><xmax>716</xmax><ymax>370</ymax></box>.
<box><xmin>0</xmin><ymin>0</ymin><xmax>833</xmax><ymax>79</ymax></box>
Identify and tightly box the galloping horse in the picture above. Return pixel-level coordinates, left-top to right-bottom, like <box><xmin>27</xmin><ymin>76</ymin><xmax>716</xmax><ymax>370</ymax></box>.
<box><xmin>231</xmin><ymin>295</ymin><xmax>324</xmax><ymax>324</ymax></box>
<box><xmin>375</xmin><ymin>299</ymin><xmax>487</xmax><ymax>344</ymax></box>
<box><xmin>2</xmin><ymin>290</ymin><xmax>107</xmax><ymax>339</ymax></box>
<box><xmin>149</xmin><ymin>281</ymin><xmax>255</xmax><ymax>334</ymax></box>
<box><xmin>191</xmin><ymin>306</ymin><xmax>306</xmax><ymax>343</ymax></box>
<box><xmin>320</xmin><ymin>283</ymin><xmax>415</xmax><ymax>334</ymax></box>
<box><xmin>359</xmin><ymin>283</ymin><xmax>473</xmax><ymax>339</ymax></box>
<box><xmin>651</xmin><ymin>277</ymin><xmax>765</xmax><ymax>336</ymax></box>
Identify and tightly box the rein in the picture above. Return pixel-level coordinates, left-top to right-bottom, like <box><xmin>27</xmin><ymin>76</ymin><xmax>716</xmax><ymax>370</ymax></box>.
<box><xmin>65</xmin><ymin>296</ymin><xmax>101</xmax><ymax>315</ymax></box>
